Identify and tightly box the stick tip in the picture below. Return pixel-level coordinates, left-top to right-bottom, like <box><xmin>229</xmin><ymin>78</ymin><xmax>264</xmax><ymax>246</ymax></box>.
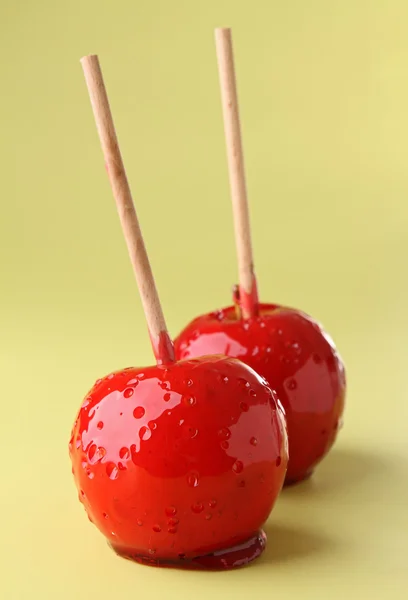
<box><xmin>215</xmin><ymin>27</ymin><xmax>231</xmax><ymax>36</ymax></box>
<box><xmin>80</xmin><ymin>54</ymin><xmax>98</xmax><ymax>66</ymax></box>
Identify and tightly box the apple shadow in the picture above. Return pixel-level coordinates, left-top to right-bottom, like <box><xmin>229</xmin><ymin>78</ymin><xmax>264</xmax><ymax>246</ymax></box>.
<box><xmin>282</xmin><ymin>446</ymin><xmax>388</xmax><ymax>497</ymax></box>
<box><xmin>255</xmin><ymin>523</ymin><xmax>334</xmax><ymax>567</ymax></box>
<box><xmin>319</xmin><ymin>446</ymin><xmax>386</xmax><ymax>486</ymax></box>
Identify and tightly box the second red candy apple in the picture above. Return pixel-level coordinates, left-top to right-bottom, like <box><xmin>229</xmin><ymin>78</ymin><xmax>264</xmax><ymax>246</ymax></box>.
<box><xmin>174</xmin><ymin>301</ymin><xmax>346</xmax><ymax>485</ymax></box>
<box><xmin>174</xmin><ymin>28</ymin><xmax>346</xmax><ymax>485</ymax></box>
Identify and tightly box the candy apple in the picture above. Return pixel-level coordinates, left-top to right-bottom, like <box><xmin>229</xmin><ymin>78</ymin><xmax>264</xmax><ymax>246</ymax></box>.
<box><xmin>174</xmin><ymin>298</ymin><xmax>345</xmax><ymax>485</ymax></box>
<box><xmin>173</xmin><ymin>28</ymin><xmax>346</xmax><ymax>486</ymax></box>
<box><xmin>75</xmin><ymin>51</ymin><xmax>288</xmax><ymax>571</ymax></box>
<box><xmin>69</xmin><ymin>355</ymin><xmax>288</xmax><ymax>568</ymax></box>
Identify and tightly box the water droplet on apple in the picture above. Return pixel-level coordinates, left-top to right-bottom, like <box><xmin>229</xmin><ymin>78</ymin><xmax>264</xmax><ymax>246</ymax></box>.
<box><xmin>237</xmin><ymin>378</ymin><xmax>250</xmax><ymax>389</ymax></box>
<box><xmin>205</xmin><ymin>513</ymin><xmax>212</xmax><ymax>520</ymax></box>
<box><xmin>212</xmin><ymin>310</ymin><xmax>225</xmax><ymax>321</ymax></box>
<box><xmin>218</xmin><ymin>427</ymin><xmax>231</xmax><ymax>440</ymax></box>
<box><xmin>88</xmin><ymin>444</ymin><xmax>97</xmax><ymax>461</ymax></box>
<box><xmin>149</xmin><ymin>420</ymin><xmax>157</xmax><ymax>430</ymax></box>
<box><xmin>107</xmin><ymin>373</ymin><xmax>115</xmax><ymax>380</ymax></box>
<box><xmin>89</xmin><ymin>446</ymin><xmax>106</xmax><ymax>464</ymax></box>
<box><xmin>232</xmin><ymin>460</ymin><xmax>244</xmax><ymax>474</ymax></box>
<box><xmin>191</xmin><ymin>502</ymin><xmax>204</xmax><ymax>513</ymax></box>
<box><xmin>133</xmin><ymin>406</ymin><xmax>145</xmax><ymax>419</ymax></box>
<box><xmin>287</xmin><ymin>379</ymin><xmax>297</xmax><ymax>390</ymax></box>
<box><xmin>137</xmin><ymin>518</ymin><xmax>143</xmax><ymax>526</ymax></box>
<box><xmin>139</xmin><ymin>426</ymin><xmax>151</xmax><ymax>441</ymax></box>
<box><xmin>223</xmin><ymin>376</ymin><xmax>229</xmax><ymax>383</ymax></box>
<box><xmin>106</xmin><ymin>463</ymin><xmax>119</xmax><ymax>479</ymax></box>
<box><xmin>103</xmin><ymin>512</ymin><xmax>108</xmax><ymax>519</ymax></box>
<box><xmin>250</xmin><ymin>436</ymin><xmax>258</xmax><ymax>446</ymax></box>
<box><xmin>124</xmin><ymin>388</ymin><xmax>134</xmax><ymax>398</ymax></box>
<box><xmin>165</xmin><ymin>506</ymin><xmax>177</xmax><ymax>517</ymax></box>
<box><xmin>209</xmin><ymin>499</ymin><xmax>217</xmax><ymax>508</ymax></box>
<box><xmin>86</xmin><ymin>469</ymin><xmax>94</xmax><ymax>479</ymax></box>
<box><xmin>240</xmin><ymin>401</ymin><xmax>249</xmax><ymax>412</ymax></box>
<box><xmin>168</xmin><ymin>517</ymin><xmax>179</xmax><ymax>526</ymax></box>
<box><xmin>75</xmin><ymin>438</ymin><xmax>81</xmax><ymax>449</ymax></box>
<box><xmin>119</xmin><ymin>447</ymin><xmax>129</xmax><ymax>460</ymax></box>
<box><xmin>187</xmin><ymin>472</ymin><xmax>199</xmax><ymax>487</ymax></box>
<box><xmin>152</xmin><ymin>524</ymin><xmax>161</xmax><ymax>533</ymax></box>
<box><xmin>186</xmin><ymin>378</ymin><xmax>193</xmax><ymax>387</ymax></box>
<box><xmin>127</xmin><ymin>378</ymin><xmax>139</xmax><ymax>386</ymax></box>
<box><xmin>221</xmin><ymin>441</ymin><xmax>229</xmax><ymax>450</ymax></box>
<box><xmin>249</xmin><ymin>389</ymin><xmax>256</xmax><ymax>398</ymax></box>
<box><xmin>97</xmin><ymin>421</ymin><xmax>104</xmax><ymax>430</ymax></box>
<box><xmin>182</xmin><ymin>425</ymin><xmax>198</xmax><ymax>439</ymax></box>
<box><xmin>163</xmin><ymin>393</ymin><xmax>171</xmax><ymax>402</ymax></box>
<box><xmin>148</xmin><ymin>548</ymin><xmax>156</xmax><ymax>556</ymax></box>
<box><xmin>184</xmin><ymin>395</ymin><xmax>196</xmax><ymax>406</ymax></box>
<box><xmin>168</xmin><ymin>526</ymin><xmax>177</xmax><ymax>534</ymax></box>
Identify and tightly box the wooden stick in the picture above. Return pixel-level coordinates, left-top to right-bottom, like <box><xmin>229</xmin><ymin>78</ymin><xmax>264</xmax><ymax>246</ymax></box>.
<box><xmin>80</xmin><ymin>54</ymin><xmax>175</xmax><ymax>365</ymax></box>
<box><xmin>215</xmin><ymin>28</ymin><xmax>259</xmax><ymax>319</ymax></box>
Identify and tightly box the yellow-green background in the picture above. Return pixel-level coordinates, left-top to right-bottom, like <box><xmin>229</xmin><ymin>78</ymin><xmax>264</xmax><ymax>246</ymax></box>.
<box><xmin>1</xmin><ymin>1</ymin><xmax>407</xmax><ymax>598</ymax></box>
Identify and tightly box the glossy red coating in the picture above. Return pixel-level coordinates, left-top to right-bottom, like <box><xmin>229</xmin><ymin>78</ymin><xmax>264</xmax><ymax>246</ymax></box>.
<box><xmin>69</xmin><ymin>355</ymin><xmax>288</xmax><ymax>568</ymax></box>
<box><xmin>174</xmin><ymin>304</ymin><xmax>346</xmax><ymax>485</ymax></box>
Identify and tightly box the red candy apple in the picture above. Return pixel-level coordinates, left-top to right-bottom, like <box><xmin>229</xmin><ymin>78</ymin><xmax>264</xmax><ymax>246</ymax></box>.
<box><xmin>173</xmin><ymin>28</ymin><xmax>346</xmax><ymax>485</ymax></box>
<box><xmin>174</xmin><ymin>298</ymin><xmax>346</xmax><ymax>485</ymax></box>
<box><xmin>69</xmin><ymin>355</ymin><xmax>288</xmax><ymax>567</ymax></box>
<box><xmin>72</xmin><ymin>54</ymin><xmax>288</xmax><ymax>570</ymax></box>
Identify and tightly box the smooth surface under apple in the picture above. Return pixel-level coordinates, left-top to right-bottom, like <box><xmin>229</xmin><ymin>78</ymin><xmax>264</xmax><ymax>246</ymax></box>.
<box><xmin>69</xmin><ymin>355</ymin><xmax>288</xmax><ymax>569</ymax></box>
<box><xmin>174</xmin><ymin>303</ymin><xmax>346</xmax><ymax>485</ymax></box>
